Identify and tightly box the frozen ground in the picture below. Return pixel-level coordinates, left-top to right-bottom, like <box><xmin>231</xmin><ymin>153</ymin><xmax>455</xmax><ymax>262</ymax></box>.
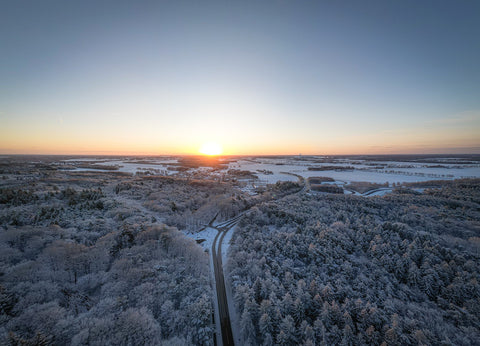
<box><xmin>226</xmin><ymin>156</ymin><xmax>480</xmax><ymax>198</ymax></box>
<box><xmin>183</xmin><ymin>226</ymin><xmax>218</xmax><ymax>251</ymax></box>
<box><xmin>61</xmin><ymin>155</ymin><xmax>480</xmax><ymax>196</ymax></box>
<box><xmin>230</xmin><ymin>157</ymin><xmax>480</xmax><ymax>185</ymax></box>
<box><xmin>62</xmin><ymin>157</ymin><xmax>179</xmax><ymax>175</ymax></box>
<box><xmin>183</xmin><ymin>222</ymin><xmax>237</xmax><ymax>285</ymax></box>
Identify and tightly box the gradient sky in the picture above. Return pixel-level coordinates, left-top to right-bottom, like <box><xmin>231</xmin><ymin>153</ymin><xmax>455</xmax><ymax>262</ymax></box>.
<box><xmin>1</xmin><ymin>0</ymin><xmax>479</xmax><ymax>155</ymax></box>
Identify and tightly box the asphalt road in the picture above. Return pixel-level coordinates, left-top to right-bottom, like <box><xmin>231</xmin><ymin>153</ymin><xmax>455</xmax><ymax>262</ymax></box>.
<box><xmin>208</xmin><ymin>174</ymin><xmax>305</xmax><ymax>345</ymax></box>
<box><xmin>211</xmin><ymin>221</ymin><xmax>236</xmax><ymax>346</ymax></box>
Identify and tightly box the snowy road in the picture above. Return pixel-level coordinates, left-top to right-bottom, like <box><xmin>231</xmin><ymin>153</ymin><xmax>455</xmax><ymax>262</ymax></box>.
<box><xmin>210</xmin><ymin>214</ymin><xmax>243</xmax><ymax>346</ymax></box>
<box><xmin>188</xmin><ymin>177</ymin><xmax>306</xmax><ymax>345</ymax></box>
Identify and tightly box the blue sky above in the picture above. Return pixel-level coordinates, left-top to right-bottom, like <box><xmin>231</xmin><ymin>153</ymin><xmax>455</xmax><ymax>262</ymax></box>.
<box><xmin>1</xmin><ymin>0</ymin><xmax>479</xmax><ymax>154</ymax></box>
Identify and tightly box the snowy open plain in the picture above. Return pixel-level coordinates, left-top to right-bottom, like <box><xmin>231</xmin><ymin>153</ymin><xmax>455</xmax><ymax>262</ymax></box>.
<box><xmin>62</xmin><ymin>155</ymin><xmax>480</xmax><ymax>196</ymax></box>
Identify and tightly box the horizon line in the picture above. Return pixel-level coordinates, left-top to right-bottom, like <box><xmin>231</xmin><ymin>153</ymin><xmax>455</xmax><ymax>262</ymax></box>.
<box><xmin>1</xmin><ymin>153</ymin><xmax>480</xmax><ymax>157</ymax></box>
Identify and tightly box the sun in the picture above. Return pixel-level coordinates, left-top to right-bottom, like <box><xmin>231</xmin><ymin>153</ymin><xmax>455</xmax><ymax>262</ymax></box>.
<box><xmin>199</xmin><ymin>142</ymin><xmax>223</xmax><ymax>156</ymax></box>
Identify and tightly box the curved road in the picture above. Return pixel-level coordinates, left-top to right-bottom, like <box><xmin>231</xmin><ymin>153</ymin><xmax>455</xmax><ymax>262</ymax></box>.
<box><xmin>209</xmin><ymin>173</ymin><xmax>306</xmax><ymax>345</ymax></box>
<box><xmin>211</xmin><ymin>215</ymin><xmax>243</xmax><ymax>346</ymax></box>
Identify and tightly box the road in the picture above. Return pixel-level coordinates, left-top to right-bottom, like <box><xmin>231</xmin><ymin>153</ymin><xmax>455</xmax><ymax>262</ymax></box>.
<box><xmin>280</xmin><ymin>171</ymin><xmax>308</xmax><ymax>193</ymax></box>
<box><xmin>210</xmin><ymin>214</ymin><xmax>243</xmax><ymax>346</ymax></box>
<box><xmin>208</xmin><ymin>174</ymin><xmax>306</xmax><ymax>345</ymax></box>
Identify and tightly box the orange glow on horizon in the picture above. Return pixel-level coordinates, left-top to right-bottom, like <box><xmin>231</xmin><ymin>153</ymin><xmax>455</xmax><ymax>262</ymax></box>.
<box><xmin>1</xmin><ymin>124</ymin><xmax>479</xmax><ymax>156</ymax></box>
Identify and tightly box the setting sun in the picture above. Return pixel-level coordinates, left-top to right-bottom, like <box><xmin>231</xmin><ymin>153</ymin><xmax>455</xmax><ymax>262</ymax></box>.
<box><xmin>199</xmin><ymin>142</ymin><xmax>223</xmax><ymax>156</ymax></box>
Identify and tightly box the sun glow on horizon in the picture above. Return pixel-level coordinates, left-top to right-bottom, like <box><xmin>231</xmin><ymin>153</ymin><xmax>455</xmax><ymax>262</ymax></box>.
<box><xmin>199</xmin><ymin>142</ymin><xmax>223</xmax><ymax>156</ymax></box>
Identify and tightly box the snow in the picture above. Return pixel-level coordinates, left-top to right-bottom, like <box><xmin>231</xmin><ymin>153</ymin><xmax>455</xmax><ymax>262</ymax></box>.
<box><xmin>219</xmin><ymin>226</ymin><xmax>235</xmax><ymax>264</ymax></box>
<box><xmin>99</xmin><ymin>160</ymin><xmax>176</xmax><ymax>175</ymax></box>
<box><xmin>184</xmin><ymin>227</ymin><xmax>223</xmax><ymax>344</ymax></box>
<box><xmin>228</xmin><ymin>160</ymin><xmax>302</xmax><ymax>184</ymax></box>
<box><xmin>207</xmin><ymin>235</ymin><xmax>222</xmax><ymax>346</ymax></box>
<box><xmin>63</xmin><ymin>158</ymin><xmax>179</xmax><ymax>175</ymax></box>
<box><xmin>362</xmin><ymin>188</ymin><xmax>394</xmax><ymax>197</ymax></box>
<box><xmin>183</xmin><ymin>226</ymin><xmax>218</xmax><ymax>251</ymax></box>
<box><xmin>230</xmin><ymin>157</ymin><xmax>480</xmax><ymax>185</ymax></box>
<box><xmin>63</xmin><ymin>158</ymin><xmax>107</xmax><ymax>162</ymax></box>
<box><xmin>221</xmin><ymin>225</ymin><xmax>242</xmax><ymax>346</ymax></box>
<box><xmin>69</xmin><ymin>167</ymin><xmax>113</xmax><ymax>172</ymax></box>
<box><xmin>225</xmin><ymin>156</ymin><xmax>480</xmax><ymax>198</ymax></box>
<box><xmin>183</xmin><ymin>222</ymin><xmax>242</xmax><ymax>346</ymax></box>
<box><xmin>63</xmin><ymin>156</ymin><xmax>480</xmax><ymax>185</ymax></box>
<box><xmin>63</xmin><ymin>156</ymin><xmax>480</xmax><ymax>199</ymax></box>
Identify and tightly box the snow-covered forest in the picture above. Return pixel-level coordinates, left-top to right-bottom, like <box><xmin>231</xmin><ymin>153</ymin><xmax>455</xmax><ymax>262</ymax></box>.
<box><xmin>1</xmin><ymin>223</ymin><xmax>212</xmax><ymax>345</ymax></box>
<box><xmin>0</xmin><ymin>159</ymin><xmax>246</xmax><ymax>345</ymax></box>
<box><xmin>1</xmin><ymin>157</ymin><xmax>479</xmax><ymax>345</ymax></box>
<box><xmin>228</xmin><ymin>179</ymin><xmax>480</xmax><ymax>345</ymax></box>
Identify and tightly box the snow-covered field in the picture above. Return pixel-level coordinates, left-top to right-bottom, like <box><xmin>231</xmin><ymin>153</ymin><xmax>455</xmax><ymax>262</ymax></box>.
<box><xmin>63</xmin><ymin>157</ymin><xmax>178</xmax><ymax>175</ymax></box>
<box><xmin>62</xmin><ymin>155</ymin><xmax>480</xmax><ymax>187</ymax></box>
<box><xmin>231</xmin><ymin>157</ymin><xmax>480</xmax><ymax>184</ymax></box>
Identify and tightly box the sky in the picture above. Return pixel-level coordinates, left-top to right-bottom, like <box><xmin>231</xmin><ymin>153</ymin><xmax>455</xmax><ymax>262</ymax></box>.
<box><xmin>1</xmin><ymin>0</ymin><xmax>479</xmax><ymax>155</ymax></box>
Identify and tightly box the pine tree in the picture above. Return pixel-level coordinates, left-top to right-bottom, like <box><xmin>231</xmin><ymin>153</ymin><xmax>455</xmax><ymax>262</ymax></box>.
<box><xmin>341</xmin><ymin>325</ymin><xmax>354</xmax><ymax>346</ymax></box>
<box><xmin>276</xmin><ymin>330</ymin><xmax>288</xmax><ymax>346</ymax></box>
<box><xmin>314</xmin><ymin>317</ymin><xmax>327</xmax><ymax>345</ymax></box>
<box><xmin>278</xmin><ymin>315</ymin><xmax>297</xmax><ymax>345</ymax></box>
<box><xmin>240</xmin><ymin>308</ymin><xmax>256</xmax><ymax>345</ymax></box>
<box><xmin>262</xmin><ymin>332</ymin><xmax>274</xmax><ymax>346</ymax></box>
<box><xmin>293</xmin><ymin>297</ymin><xmax>305</xmax><ymax>325</ymax></box>
<box><xmin>253</xmin><ymin>278</ymin><xmax>263</xmax><ymax>303</ymax></box>
<box><xmin>259</xmin><ymin>313</ymin><xmax>273</xmax><ymax>337</ymax></box>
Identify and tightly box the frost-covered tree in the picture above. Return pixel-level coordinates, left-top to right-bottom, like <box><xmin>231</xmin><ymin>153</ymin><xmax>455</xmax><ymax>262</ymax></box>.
<box><xmin>227</xmin><ymin>179</ymin><xmax>480</xmax><ymax>345</ymax></box>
